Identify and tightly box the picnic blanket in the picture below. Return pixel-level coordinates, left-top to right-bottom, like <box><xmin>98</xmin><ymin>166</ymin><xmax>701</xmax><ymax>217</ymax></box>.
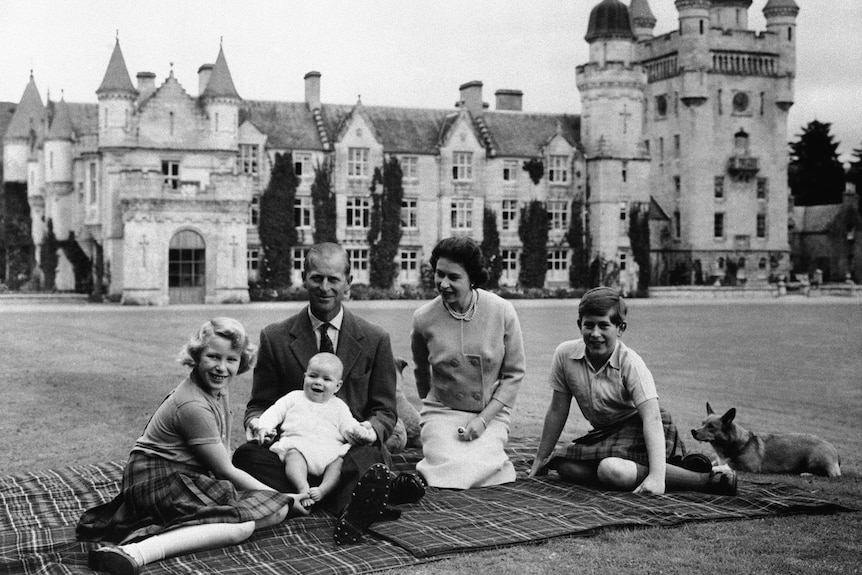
<box><xmin>1</xmin><ymin>439</ymin><xmax>853</xmax><ymax>575</ymax></box>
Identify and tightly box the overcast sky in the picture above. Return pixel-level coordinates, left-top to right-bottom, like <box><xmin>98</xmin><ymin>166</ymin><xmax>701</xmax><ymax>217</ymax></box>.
<box><xmin>2</xmin><ymin>0</ymin><xmax>860</xmax><ymax>162</ymax></box>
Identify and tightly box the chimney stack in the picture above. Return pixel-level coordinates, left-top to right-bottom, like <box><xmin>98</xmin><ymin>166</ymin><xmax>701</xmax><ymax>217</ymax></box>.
<box><xmin>305</xmin><ymin>71</ymin><xmax>321</xmax><ymax>110</ymax></box>
<box><xmin>136</xmin><ymin>72</ymin><xmax>156</xmax><ymax>100</ymax></box>
<box><xmin>198</xmin><ymin>64</ymin><xmax>213</xmax><ymax>96</ymax></box>
<box><xmin>495</xmin><ymin>89</ymin><xmax>523</xmax><ymax>111</ymax></box>
<box><xmin>459</xmin><ymin>81</ymin><xmax>484</xmax><ymax>116</ymax></box>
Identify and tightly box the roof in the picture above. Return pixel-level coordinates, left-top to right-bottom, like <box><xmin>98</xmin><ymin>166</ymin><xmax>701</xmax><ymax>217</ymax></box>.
<box><xmin>482</xmin><ymin>112</ymin><xmax>581</xmax><ymax>157</ymax></box>
<box><xmin>585</xmin><ymin>0</ymin><xmax>635</xmax><ymax>43</ymax></box>
<box><xmin>241</xmin><ymin>101</ymin><xmax>321</xmax><ymax>150</ymax></box>
<box><xmin>46</xmin><ymin>99</ymin><xmax>73</xmax><ymax>140</ymax></box>
<box><xmin>792</xmin><ymin>204</ymin><xmax>842</xmax><ymax>234</ymax></box>
<box><xmin>629</xmin><ymin>0</ymin><xmax>657</xmax><ymax>27</ymax></box>
<box><xmin>763</xmin><ymin>0</ymin><xmax>799</xmax><ymax>16</ymax></box>
<box><xmin>4</xmin><ymin>73</ymin><xmax>45</xmax><ymax>140</ymax></box>
<box><xmin>97</xmin><ymin>40</ymin><xmax>137</xmax><ymax>96</ymax></box>
<box><xmin>201</xmin><ymin>45</ymin><xmax>240</xmax><ymax>100</ymax></box>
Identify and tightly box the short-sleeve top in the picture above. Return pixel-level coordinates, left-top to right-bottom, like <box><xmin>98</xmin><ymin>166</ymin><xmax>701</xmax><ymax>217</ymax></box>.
<box><xmin>257</xmin><ymin>390</ymin><xmax>360</xmax><ymax>446</ymax></box>
<box><xmin>132</xmin><ymin>374</ymin><xmax>230</xmax><ymax>472</ymax></box>
<box><xmin>550</xmin><ymin>339</ymin><xmax>657</xmax><ymax>429</ymax></box>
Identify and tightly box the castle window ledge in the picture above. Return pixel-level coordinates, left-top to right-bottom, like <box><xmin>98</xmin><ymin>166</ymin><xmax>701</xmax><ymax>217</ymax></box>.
<box><xmin>727</xmin><ymin>156</ymin><xmax>759</xmax><ymax>181</ymax></box>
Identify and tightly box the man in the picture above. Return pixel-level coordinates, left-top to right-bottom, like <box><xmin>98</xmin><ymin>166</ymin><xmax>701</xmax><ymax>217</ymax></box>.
<box><xmin>233</xmin><ymin>243</ymin><xmax>425</xmax><ymax>544</ymax></box>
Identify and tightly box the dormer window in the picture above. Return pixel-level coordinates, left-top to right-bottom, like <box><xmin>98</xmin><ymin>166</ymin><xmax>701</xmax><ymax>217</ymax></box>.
<box><xmin>452</xmin><ymin>152</ymin><xmax>473</xmax><ymax>181</ymax></box>
<box><xmin>348</xmin><ymin>148</ymin><xmax>369</xmax><ymax>178</ymax></box>
<box><xmin>548</xmin><ymin>155</ymin><xmax>569</xmax><ymax>183</ymax></box>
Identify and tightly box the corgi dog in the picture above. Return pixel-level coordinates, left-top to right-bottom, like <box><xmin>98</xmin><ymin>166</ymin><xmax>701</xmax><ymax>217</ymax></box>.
<box><xmin>691</xmin><ymin>403</ymin><xmax>841</xmax><ymax>477</ymax></box>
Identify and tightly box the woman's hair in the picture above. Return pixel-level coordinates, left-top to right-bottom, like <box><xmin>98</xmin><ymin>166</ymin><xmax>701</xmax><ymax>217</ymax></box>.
<box><xmin>178</xmin><ymin>317</ymin><xmax>258</xmax><ymax>375</ymax></box>
<box><xmin>429</xmin><ymin>236</ymin><xmax>490</xmax><ymax>287</ymax></box>
<box><xmin>578</xmin><ymin>287</ymin><xmax>628</xmax><ymax>326</ymax></box>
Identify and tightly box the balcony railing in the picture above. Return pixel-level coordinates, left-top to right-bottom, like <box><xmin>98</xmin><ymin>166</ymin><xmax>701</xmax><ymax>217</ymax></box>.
<box><xmin>727</xmin><ymin>155</ymin><xmax>760</xmax><ymax>181</ymax></box>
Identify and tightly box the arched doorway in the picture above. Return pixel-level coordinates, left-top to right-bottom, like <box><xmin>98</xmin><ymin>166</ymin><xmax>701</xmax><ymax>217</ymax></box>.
<box><xmin>168</xmin><ymin>229</ymin><xmax>205</xmax><ymax>304</ymax></box>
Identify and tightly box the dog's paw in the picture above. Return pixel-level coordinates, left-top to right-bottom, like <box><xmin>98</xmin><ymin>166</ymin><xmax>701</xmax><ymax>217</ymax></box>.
<box><xmin>712</xmin><ymin>463</ymin><xmax>732</xmax><ymax>473</ymax></box>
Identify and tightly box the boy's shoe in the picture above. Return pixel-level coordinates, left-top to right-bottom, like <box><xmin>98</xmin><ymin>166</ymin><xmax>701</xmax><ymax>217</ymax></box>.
<box><xmin>679</xmin><ymin>453</ymin><xmax>714</xmax><ymax>474</ymax></box>
<box><xmin>388</xmin><ymin>472</ymin><xmax>426</xmax><ymax>506</ymax></box>
<box><xmin>704</xmin><ymin>469</ymin><xmax>738</xmax><ymax>496</ymax></box>
<box><xmin>334</xmin><ymin>463</ymin><xmax>391</xmax><ymax>545</ymax></box>
<box><xmin>88</xmin><ymin>545</ymin><xmax>140</xmax><ymax>575</ymax></box>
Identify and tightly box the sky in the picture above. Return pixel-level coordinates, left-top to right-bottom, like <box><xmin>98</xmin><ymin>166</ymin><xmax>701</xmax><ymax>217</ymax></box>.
<box><xmin>2</xmin><ymin>0</ymin><xmax>860</xmax><ymax>163</ymax></box>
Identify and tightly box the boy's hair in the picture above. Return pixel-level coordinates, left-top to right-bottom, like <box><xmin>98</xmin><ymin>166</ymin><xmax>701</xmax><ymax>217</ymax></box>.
<box><xmin>308</xmin><ymin>352</ymin><xmax>344</xmax><ymax>380</ymax></box>
<box><xmin>178</xmin><ymin>317</ymin><xmax>258</xmax><ymax>375</ymax></box>
<box><xmin>578</xmin><ymin>287</ymin><xmax>628</xmax><ymax>326</ymax></box>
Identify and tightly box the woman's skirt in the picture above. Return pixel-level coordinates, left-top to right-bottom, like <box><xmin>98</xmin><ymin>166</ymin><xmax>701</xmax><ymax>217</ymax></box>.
<box><xmin>76</xmin><ymin>451</ymin><xmax>294</xmax><ymax>544</ymax></box>
<box><xmin>416</xmin><ymin>398</ymin><xmax>515</xmax><ymax>489</ymax></box>
<box><xmin>548</xmin><ymin>408</ymin><xmax>687</xmax><ymax>468</ymax></box>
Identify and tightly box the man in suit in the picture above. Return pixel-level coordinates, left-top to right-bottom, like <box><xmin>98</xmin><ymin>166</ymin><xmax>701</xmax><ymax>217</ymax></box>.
<box><xmin>233</xmin><ymin>242</ymin><xmax>424</xmax><ymax>544</ymax></box>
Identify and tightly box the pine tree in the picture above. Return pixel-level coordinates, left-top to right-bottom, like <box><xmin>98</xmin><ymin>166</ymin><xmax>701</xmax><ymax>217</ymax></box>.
<box><xmin>481</xmin><ymin>207</ymin><xmax>502</xmax><ymax>289</ymax></box>
<box><xmin>628</xmin><ymin>202</ymin><xmax>652</xmax><ymax>295</ymax></box>
<box><xmin>258</xmin><ymin>152</ymin><xmax>299</xmax><ymax>290</ymax></box>
<box><xmin>518</xmin><ymin>200</ymin><xmax>548</xmax><ymax>288</ymax></box>
<box><xmin>311</xmin><ymin>158</ymin><xmax>337</xmax><ymax>244</ymax></box>
<box><xmin>566</xmin><ymin>200</ymin><xmax>589</xmax><ymax>288</ymax></box>
<box><xmin>367</xmin><ymin>156</ymin><xmax>404</xmax><ymax>289</ymax></box>
<box><xmin>40</xmin><ymin>219</ymin><xmax>59</xmax><ymax>291</ymax></box>
<box><xmin>847</xmin><ymin>143</ymin><xmax>862</xmax><ymax>216</ymax></box>
<box><xmin>788</xmin><ymin>120</ymin><xmax>846</xmax><ymax>206</ymax></box>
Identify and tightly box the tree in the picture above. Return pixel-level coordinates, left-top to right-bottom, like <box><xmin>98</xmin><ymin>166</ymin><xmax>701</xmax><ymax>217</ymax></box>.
<box><xmin>311</xmin><ymin>158</ymin><xmax>337</xmax><ymax>244</ymax></box>
<box><xmin>258</xmin><ymin>152</ymin><xmax>299</xmax><ymax>290</ymax></box>
<box><xmin>481</xmin><ymin>207</ymin><xmax>502</xmax><ymax>289</ymax></box>
<box><xmin>2</xmin><ymin>181</ymin><xmax>34</xmax><ymax>289</ymax></box>
<box><xmin>566</xmin><ymin>200</ymin><xmax>589</xmax><ymax>288</ymax></box>
<box><xmin>847</xmin><ymin>143</ymin><xmax>862</xmax><ymax>216</ymax></box>
<box><xmin>788</xmin><ymin>120</ymin><xmax>845</xmax><ymax>206</ymax></box>
<box><xmin>518</xmin><ymin>200</ymin><xmax>548</xmax><ymax>288</ymax></box>
<box><xmin>628</xmin><ymin>202</ymin><xmax>652</xmax><ymax>295</ymax></box>
<box><xmin>367</xmin><ymin>156</ymin><xmax>404</xmax><ymax>289</ymax></box>
<box><xmin>40</xmin><ymin>219</ymin><xmax>59</xmax><ymax>291</ymax></box>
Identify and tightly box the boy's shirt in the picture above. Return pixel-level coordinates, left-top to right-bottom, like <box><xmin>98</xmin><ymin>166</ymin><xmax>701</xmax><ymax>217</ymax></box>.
<box><xmin>550</xmin><ymin>339</ymin><xmax>658</xmax><ymax>428</ymax></box>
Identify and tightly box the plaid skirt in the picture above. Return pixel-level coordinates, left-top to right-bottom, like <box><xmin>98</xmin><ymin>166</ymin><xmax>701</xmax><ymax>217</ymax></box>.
<box><xmin>548</xmin><ymin>408</ymin><xmax>687</xmax><ymax>468</ymax></box>
<box><xmin>77</xmin><ymin>451</ymin><xmax>295</xmax><ymax>544</ymax></box>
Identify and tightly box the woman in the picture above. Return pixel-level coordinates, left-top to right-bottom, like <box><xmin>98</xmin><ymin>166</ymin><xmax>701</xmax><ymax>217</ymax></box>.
<box><xmin>77</xmin><ymin>317</ymin><xmax>306</xmax><ymax>575</ymax></box>
<box><xmin>411</xmin><ymin>237</ymin><xmax>526</xmax><ymax>488</ymax></box>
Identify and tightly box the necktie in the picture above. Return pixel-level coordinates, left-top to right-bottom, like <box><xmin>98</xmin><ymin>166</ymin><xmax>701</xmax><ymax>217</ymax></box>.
<box><xmin>319</xmin><ymin>323</ymin><xmax>335</xmax><ymax>354</ymax></box>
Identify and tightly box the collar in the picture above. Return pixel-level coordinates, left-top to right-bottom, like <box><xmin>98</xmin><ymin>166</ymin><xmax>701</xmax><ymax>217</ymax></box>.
<box><xmin>570</xmin><ymin>340</ymin><xmax>622</xmax><ymax>372</ymax></box>
<box><xmin>308</xmin><ymin>306</ymin><xmax>344</xmax><ymax>332</ymax></box>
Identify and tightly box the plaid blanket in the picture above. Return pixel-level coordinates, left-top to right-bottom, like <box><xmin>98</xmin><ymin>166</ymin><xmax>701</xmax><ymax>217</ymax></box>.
<box><xmin>1</xmin><ymin>439</ymin><xmax>853</xmax><ymax>574</ymax></box>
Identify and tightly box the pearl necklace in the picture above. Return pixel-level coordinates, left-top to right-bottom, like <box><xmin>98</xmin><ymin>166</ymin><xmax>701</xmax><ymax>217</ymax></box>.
<box><xmin>444</xmin><ymin>290</ymin><xmax>477</xmax><ymax>321</ymax></box>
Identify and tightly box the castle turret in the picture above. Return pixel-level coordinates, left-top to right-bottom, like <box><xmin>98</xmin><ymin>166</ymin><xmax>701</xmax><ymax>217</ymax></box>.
<box><xmin>96</xmin><ymin>39</ymin><xmax>137</xmax><ymax>147</ymax></box>
<box><xmin>675</xmin><ymin>0</ymin><xmax>711</xmax><ymax>105</ymax></box>
<box><xmin>200</xmin><ymin>44</ymin><xmax>240</xmax><ymax>150</ymax></box>
<box><xmin>630</xmin><ymin>0</ymin><xmax>657</xmax><ymax>41</ymax></box>
<box><xmin>3</xmin><ymin>72</ymin><xmax>46</xmax><ymax>183</ymax></box>
<box><xmin>764</xmin><ymin>0</ymin><xmax>799</xmax><ymax>78</ymax></box>
<box><xmin>45</xmin><ymin>96</ymin><xmax>76</xmax><ymax>241</ymax></box>
<box><xmin>710</xmin><ymin>0</ymin><xmax>753</xmax><ymax>32</ymax></box>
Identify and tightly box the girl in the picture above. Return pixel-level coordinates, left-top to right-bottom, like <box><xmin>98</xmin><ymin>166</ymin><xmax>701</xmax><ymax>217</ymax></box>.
<box><xmin>78</xmin><ymin>317</ymin><xmax>306</xmax><ymax>575</ymax></box>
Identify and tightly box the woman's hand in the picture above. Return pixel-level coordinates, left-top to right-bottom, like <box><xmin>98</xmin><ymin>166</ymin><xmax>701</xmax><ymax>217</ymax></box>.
<box><xmin>457</xmin><ymin>416</ymin><xmax>487</xmax><ymax>441</ymax></box>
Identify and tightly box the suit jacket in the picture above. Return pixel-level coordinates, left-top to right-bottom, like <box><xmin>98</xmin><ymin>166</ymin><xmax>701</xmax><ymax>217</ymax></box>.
<box><xmin>245</xmin><ymin>306</ymin><xmax>397</xmax><ymax>444</ymax></box>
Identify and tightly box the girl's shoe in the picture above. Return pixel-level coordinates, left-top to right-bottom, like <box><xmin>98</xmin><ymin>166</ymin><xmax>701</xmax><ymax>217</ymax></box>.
<box><xmin>88</xmin><ymin>545</ymin><xmax>141</xmax><ymax>575</ymax></box>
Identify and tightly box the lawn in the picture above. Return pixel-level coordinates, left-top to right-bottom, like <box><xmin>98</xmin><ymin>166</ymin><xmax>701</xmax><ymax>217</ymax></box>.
<box><xmin>2</xmin><ymin>296</ymin><xmax>860</xmax><ymax>574</ymax></box>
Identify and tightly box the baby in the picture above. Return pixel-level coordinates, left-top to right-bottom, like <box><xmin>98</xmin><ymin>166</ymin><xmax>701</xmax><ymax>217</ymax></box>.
<box><xmin>255</xmin><ymin>352</ymin><xmax>375</xmax><ymax>507</ymax></box>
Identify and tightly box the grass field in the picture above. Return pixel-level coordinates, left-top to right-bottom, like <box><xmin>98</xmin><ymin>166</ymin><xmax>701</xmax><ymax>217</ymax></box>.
<box><xmin>2</xmin><ymin>296</ymin><xmax>861</xmax><ymax>574</ymax></box>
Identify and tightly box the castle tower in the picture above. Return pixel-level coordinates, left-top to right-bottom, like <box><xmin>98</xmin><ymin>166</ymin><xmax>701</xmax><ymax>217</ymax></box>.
<box><xmin>764</xmin><ymin>0</ymin><xmax>799</xmax><ymax>107</ymax></box>
<box><xmin>200</xmin><ymin>44</ymin><xmax>241</xmax><ymax>150</ymax></box>
<box><xmin>96</xmin><ymin>39</ymin><xmax>137</xmax><ymax>148</ymax></box>
<box><xmin>710</xmin><ymin>0</ymin><xmax>753</xmax><ymax>32</ymax></box>
<box><xmin>577</xmin><ymin>0</ymin><xmax>650</xmax><ymax>285</ymax></box>
<box><xmin>630</xmin><ymin>0</ymin><xmax>657</xmax><ymax>42</ymax></box>
<box><xmin>675</xmin><ymin>0</ymin><xmax>711</xmax><ymax>105</ymax></box>
<box><xmin>44</xmin><ymin>96</ymin><xmax>75</xmax><ymax>240</ymax></box>
<box><xmin>3</xmin><ymin>72</ymin><xmax>46</xmax><ymax>183</ymax></box>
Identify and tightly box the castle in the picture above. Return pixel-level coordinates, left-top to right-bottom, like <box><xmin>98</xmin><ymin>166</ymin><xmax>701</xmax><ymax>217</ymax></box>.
<box><xmin>1</xmin><ymin>0</ymin><xmax>798</xmax><ymax>304</ymax></box>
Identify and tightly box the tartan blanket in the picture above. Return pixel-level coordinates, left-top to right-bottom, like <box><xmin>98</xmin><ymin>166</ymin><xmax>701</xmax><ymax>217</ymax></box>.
<box><xmin>1</xmin><ymin>439</ymin><xmax>853</xmax><ymax>575</ymax></box>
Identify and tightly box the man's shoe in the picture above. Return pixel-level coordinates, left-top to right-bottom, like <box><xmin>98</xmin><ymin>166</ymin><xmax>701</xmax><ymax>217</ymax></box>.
<box><xmin>88</xmin><ymin>545</ymin><xmax>141</xmax><ymax>575</ymax></box>
<box><xmin>679</xmin><ymin>453</ymin><xmax>713</xmax><ymax>474</ymax></box>
<box><xmin>388</xmin><ymin>472</ymin><xmax>426</xmax><ymax>506</ymax></box>
<box><xmin>333</xmin><ymin>463</ymin><xmax>391</xmax><ymax>545</ymax></box>
<box><xmin>704</xmin><ymin>469</ymin><xmax>738</xmax><ymax>496</ymax></box>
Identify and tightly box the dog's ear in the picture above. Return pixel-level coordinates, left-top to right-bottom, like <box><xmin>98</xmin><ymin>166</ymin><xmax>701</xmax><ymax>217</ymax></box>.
<box><xmin>706</xmin><ymin>402</ymin><xmax>714</xmax><ymax>415</ymax></box>
<box><xmin>721</xmin><ymin>408</ymin><xmax>736</xmax><ymax>426</ymax></box>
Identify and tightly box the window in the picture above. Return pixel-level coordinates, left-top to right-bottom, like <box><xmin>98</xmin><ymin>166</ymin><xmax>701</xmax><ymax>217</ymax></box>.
<box><xmin>294</xmin><ymin>152</ymin><xmax>313</xmax><ymax>178</ymax></box>
<box><xmin>400</xmin><ymin>156</ymin><xmax>418</xmax><ymax>181</ymax></box>
<box><xmin>501</xmin><ymin>199</ymin><xmax>518</xmax><ymax>231</ymax></box>
<box><xmin>451</xmin><ymin>198</ymin><xmax>473</xmax><ymax>230</ymax></box>
<box><xmin>502</xmin><ymin>160</ymin><xmax>519</xmax><ymax>182</ymax></box>
<box><xmin>399</xmin><ymin>249</ymin><xmax>419</xmax><ymax>281</ymax></box>
<box><xmin>346</xmin><ymin>196</ymin><xmax>370</xmax><ymax>228</ymax></box>
<box><xmin>714</xmin><ymin>176</ymin><xmax>724</xmax><ymax>199</ymax></box>
<box><xmin>756</xmin><ymin>177</ymin><xmax>768</xmax><ymax>200</ymax></box>
<box><xmin>622</xmin><ymin>161</ymin><xmax>628</xmax><ymax>183</ymax></box>
<box><xmin>619</xmin><ymin>201</ymin><xmax>628</xmax><ymax>223</ymax></box>
<box><xmin>759</xmin><ymin>257</ymin><xmax>767</xmax><ymax>271</ymax></box>
<box><xmin>452</xmin><ymin>152</ymin><xmax>473</xmax><ymax>181</ymax></box>
<box><xmin>401</xmin><ymin>197</ymin><xmax>418</xmax><ymax>229</ymax></box>
<box><xmin>673</xmin><ymin>134</ymin><xmax>681</xmax><ymax>158</ymax></box>
<box><xmin>714</xmin><ymin>212</ymin><xmax>725</xmax><ymax>239</ymax></box>
<box><xmin>756</xmin><ymin>213</ymin><xmax>767</xmax><ymax>238</ymax></box>
<box><xmin>88</xmin><ymin>162</ymin><xmax>98</xmax><ymax>205</ymax></box>
<box><xmin>644</xmin><ymin>140</ymin><xmax>650</xmax><ymax>157</ymax></box>
<box><xmin>348</xmin><ymin>248</ymin><xmax>369</xmax><ymax>273</ymax></box>
<box><xmin>238</xmin><ymin>144</ymin><xmax>259</xmax><ymax>175</ymax></box>
<box><xmin>294</xmin><ymin>196</ymin><xmax>312</xmax><ymax>228</ymax></box>
<box><xmin>348</xmin><ymin>148</ymin><xmax>369</xmax><ymax>178</ymax></box>
<box><xmin>162</xmin><ymin>160</ymin><xmax>180</xmax><ymax>190</ymax></box>
<box><xmin>292</xmin><ymin>248</ymin><xmax>307</xmax><ymax>273</ymax></box>
<box><xmin>655</xmin><ymin>94</ymin><xmax>668</xmax><ymax>117</ymax></box>
<box><xmin>674</xmin><ymin>210</ymin><xmax>681</xmax><ymax>239</ymax></box>
<box><xmin>619</xmin><ymin>252</ymin><xmax>627</xmax><ymax>271</ymax></box>
<box><xmin>246</xmin><ymin>248</ymin><xmax>260</xmax><ymax>281</ymax></box>
<box><xmin>548</xmin><ymin>200</ymin><xmax>569</xmax><ymax>231</ymax></box>
<box><xmin>718</xmin><ymin>89</ymin><xmax>723</xmax><ymax>115</ymax></box>
<box><xmin>674</xmin><ymin>176</ymin><xmax>681</xmax><ymax>197</ymax></box>
<box><xmin>548</xmin><ymin>155</ymin><xmax>569</xmax><ymax>183</ymax></box>
<box><xmin>659</xmin><ymin>137</ymin><xmax>665</xmax><ymax>162</ymax></box>
<box><xmin>250</xmin><ymin>194</ymin><xmax>260</xmax><ymax>226</ymax></box>
<box><xmin>502</xmin><ymin>249</ymin><xmax>519</xmax><ymax>281</ymax></box>
<box><xmin>547</xmin><ymin>249</ymin><xmax>568</xmax><ymax>273</ymax></box>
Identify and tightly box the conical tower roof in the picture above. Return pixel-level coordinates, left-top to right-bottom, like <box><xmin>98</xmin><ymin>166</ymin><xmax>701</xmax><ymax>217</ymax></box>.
<box><xmin>47</xmin><ymin>96</ymin><xmax>74</xmax><ymax>140</ymax></box>
<box><xmin>201</xmin><ymin>44</ymin><xmax>240</xmax><ymax>100</ymax></box>
<box><xmin>630</xmin><ymin>0</ymin><xmax>657</xmax><ymax>28</ymax></box>
<box><xmin>4</xmin><ymin>72</ymin><xmax>46</xmax><ymax>140</ymax></box>
<box><xmin>97</xmin><ymin>39</ymin><xmax>137</xmax><ymax>96</ymax></box>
